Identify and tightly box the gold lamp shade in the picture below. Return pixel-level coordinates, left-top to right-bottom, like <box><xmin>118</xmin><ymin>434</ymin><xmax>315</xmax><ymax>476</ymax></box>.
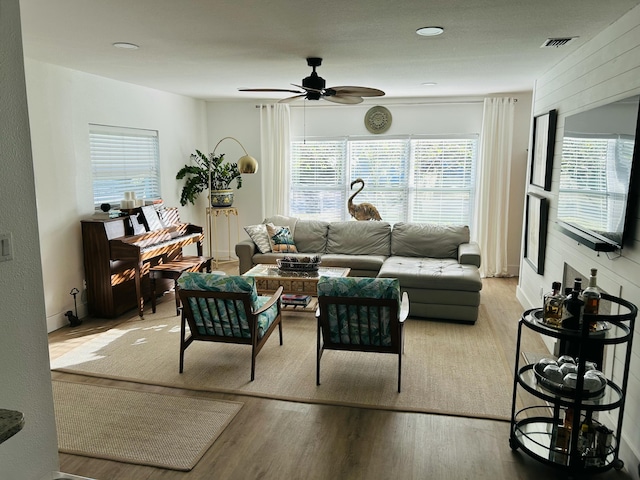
<box><xmin>238</xmin><ymin>154</ymin><xmax>258</xmax><ymax>174</ymax></box>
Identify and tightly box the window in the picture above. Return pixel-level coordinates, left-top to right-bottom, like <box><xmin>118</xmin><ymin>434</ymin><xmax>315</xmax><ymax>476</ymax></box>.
<box><xmin>89</xmin><ymin>124</ymin><xmax>160</xmax><ymax>207</ymax></box>
<box><xmin>290</xmin><ymin>136</ymin><xmax>478</xmax><ymax>225</ymax></box>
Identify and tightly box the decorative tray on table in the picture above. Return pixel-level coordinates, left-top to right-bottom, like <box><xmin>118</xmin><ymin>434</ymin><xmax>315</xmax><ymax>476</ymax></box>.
<box><xmin>276</xmin><ymin>256</ymin><xmax>321</xmax><ymax>272</ymax></box>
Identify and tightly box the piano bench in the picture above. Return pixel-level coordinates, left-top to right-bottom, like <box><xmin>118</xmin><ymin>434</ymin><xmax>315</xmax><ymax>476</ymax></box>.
<box><xmin>150</xmin><ymin>256</ymin><xmax>213</xmax><ymax>315</ymax></box>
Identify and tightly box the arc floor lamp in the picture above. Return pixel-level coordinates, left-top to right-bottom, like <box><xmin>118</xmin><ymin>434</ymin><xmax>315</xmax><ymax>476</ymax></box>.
<box><xmin>206</xmin><ymin>137</ymin><xmax>258</xmax><ymax>260</ymax></box>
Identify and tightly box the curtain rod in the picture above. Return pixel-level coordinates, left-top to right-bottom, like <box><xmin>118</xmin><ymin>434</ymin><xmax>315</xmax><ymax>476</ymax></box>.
<box><xmin>255</xmin><ymin>98</ymin><xmax>517</xmax><ymax>108</ymax></box>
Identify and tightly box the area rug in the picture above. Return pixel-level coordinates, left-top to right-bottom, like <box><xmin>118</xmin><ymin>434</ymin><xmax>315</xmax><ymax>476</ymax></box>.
<box><xmin>52</xmin><ymin>380</ymin><xmax>243</xmax><ymax>471</ymax></box>
<box><xmin>51</xmin><ymin>302</ymin><xmax>516</xmax><ymax>421</ymax></box>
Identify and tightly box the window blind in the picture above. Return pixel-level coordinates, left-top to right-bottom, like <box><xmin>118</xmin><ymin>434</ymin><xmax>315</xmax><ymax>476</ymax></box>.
<box><xmin>89</xmin><ymin>124</ymin><xmax>160</xmax><ymax>207</ymax></box>
<box><xmin>290</xmin><ymin>135</ymin><xmax>478</xmax><ymax>226</ymax></box>
<box><xmin>290</xmin><ymin>140</ymin><xmax>347</xmax><ymax>221</ymax></box>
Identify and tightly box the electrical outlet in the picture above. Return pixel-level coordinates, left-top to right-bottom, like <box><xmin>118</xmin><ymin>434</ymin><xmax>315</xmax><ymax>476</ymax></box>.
<box><xmin>540</xmin><ymin>287</ymin><xmax>544</xmax><ymax>299</ymax></box>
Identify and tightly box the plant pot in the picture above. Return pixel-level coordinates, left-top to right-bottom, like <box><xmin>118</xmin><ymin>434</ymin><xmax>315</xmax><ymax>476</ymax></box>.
<box><xmin>210</xmin><ymin>189</ymin><xmax>234</xmax><ymax>207</ymax></box>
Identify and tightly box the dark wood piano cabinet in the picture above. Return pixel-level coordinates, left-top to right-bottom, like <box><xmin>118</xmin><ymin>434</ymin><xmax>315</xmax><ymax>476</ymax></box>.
<box><xmin>81</xmin><ymin>215</ymin><xmax>204</xmax><ymax>318</ymax></box>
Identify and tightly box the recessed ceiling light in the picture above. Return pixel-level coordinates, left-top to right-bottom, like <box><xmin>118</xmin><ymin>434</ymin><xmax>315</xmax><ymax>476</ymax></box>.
<box><xmin>422</xmin><ymin>82</ymin><xmax>438</xmax><ymax>86</ymax></box>
<box><xmin>416</xmin><ymin>26</ymin><xmax>444</xmax><ymax>37</ymax></box>
<box><xmin>112</xmin><ymin>42</ymin><xmax>139</xmax><ymax>50</ymax></box>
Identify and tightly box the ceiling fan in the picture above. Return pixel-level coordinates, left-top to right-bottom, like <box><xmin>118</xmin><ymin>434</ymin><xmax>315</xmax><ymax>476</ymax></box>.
<box><xmin>239</xmin><ymin>57</ymin><xmax>385</xmax><ymax>104</ymax></box>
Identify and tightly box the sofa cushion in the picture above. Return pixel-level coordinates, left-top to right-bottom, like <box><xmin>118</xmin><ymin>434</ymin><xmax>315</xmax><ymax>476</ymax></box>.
<box><xmin>244</xmin><ymin>224</ymin><xmax>272</xmax><ymax>253</ymax></box>
<box><xmin>320</xmin><ymin>254</ymin><xmax>387</xmax><ymax>272</ymax></box>
<box><xmin>326</xmin><ymin>221</ymin><xmax>391</xmax><ymax>255</ymax></box>
<box><xmin>293</xmin><ymin>219</ymin><xmax>329</xmax><ymax>253</ymax></box>
<box><xmin>391</xmin><ymin>223</ymin><xmax>470</xmax><ymax>259</ymax></box>
<box><xmin>266</xmin><ymin>223</ymin><xmax>298</xmax><ymax>253</ymax></box>
<box><xmin>378</xmin><ymin>256</ymin><xmax>482</xmax><ymax>292</ymax></box>
<box><xmin>264</xmin><ymin>215</ymin><xmax>298</xmax><ymax>234</ymax></box>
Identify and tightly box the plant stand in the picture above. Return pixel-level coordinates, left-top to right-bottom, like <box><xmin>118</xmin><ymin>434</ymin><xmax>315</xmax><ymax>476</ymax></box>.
<box><xmin>206</xmin><ymin>206</ymin><xmax>239</xmax><ymax>268</ymax></box>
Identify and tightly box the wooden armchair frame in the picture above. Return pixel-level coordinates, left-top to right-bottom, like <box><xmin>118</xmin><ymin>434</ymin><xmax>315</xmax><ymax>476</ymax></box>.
<box><xmin>178</xmin><ymin>286</ymin><xmax>284</xmax><ymax>381</ymax></box>
<box><xmin>316</xmin><ymin>291</ymin><xmax>409</xmax><ymax>392</ymax></box>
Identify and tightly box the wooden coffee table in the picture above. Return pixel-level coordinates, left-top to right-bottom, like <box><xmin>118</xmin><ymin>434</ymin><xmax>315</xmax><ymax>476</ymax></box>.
<box><xmin>243</xmin><ymin>264</ymin><xmax>350</xmax><ymax>296</ymax></box>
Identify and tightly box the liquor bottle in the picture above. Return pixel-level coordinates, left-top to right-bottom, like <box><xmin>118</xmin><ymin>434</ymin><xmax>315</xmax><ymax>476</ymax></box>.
<box><xmin>562</xmin><ymin>279</ymin><xmax>584</xmax><ymax>330</ymax></box>
<box><xmin>543</xmin><ymin>281</ymin><xmax>564</xmax><ymax>327</ymax></box>
<box><xmin>550</xmin><ymin>408</ymin><xmax>573</xmax><ymax>465</ymax></box>
<box><xmin>581</xmin><ymin>268</ymin><xmax>601</xmax><ymax>332</ymax></box>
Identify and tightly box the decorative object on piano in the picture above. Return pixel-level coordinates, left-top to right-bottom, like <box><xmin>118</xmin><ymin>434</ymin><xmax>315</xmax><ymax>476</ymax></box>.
<box><xmin>100</xmin><ymin>203</ymin><xmax>111</xmax><ymax>212</ymax></box>
<box><xmin>120</xmin><ymin>191</ymin><xmax>145</xmax><ymax>210</ymax></box>
<box><xmin>176</xmin><ymin>149</ymin><xmax>243</xmax><ymax>206</ymax></box>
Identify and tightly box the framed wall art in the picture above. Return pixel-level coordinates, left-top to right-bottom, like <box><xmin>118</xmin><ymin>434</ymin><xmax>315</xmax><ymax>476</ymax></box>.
<box><xmin>529</xmin><ymin>109</ymin><xmax>557</xmax><ymax>191</ymax></box>
<box><xmin>524</xmin><ymin>193</ymin><xmax>549</xmax><ymax>275</ymax></box>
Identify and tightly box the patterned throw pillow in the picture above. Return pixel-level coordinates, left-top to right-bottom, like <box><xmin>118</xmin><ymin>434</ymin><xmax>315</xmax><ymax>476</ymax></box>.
<box><xmin>266</xmin><ymin>223</ymin><xmax>298</xmax><ymax>253</ymax></box>
<box><xmin>244</xmin><ymin>224</ymin><xmax>272</xmax><ymax>254</ymax></box>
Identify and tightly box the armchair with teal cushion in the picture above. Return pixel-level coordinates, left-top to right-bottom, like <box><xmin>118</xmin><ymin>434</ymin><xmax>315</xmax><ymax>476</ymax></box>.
<box><xmin>177</xmin><ymin>272</ymin><xmax>283</xmax><ymax>381</ymax></box>
<box><xmin>316</xmin><ymin>276</ymin><xmax>409</xmax><ymax>392</ymax></box>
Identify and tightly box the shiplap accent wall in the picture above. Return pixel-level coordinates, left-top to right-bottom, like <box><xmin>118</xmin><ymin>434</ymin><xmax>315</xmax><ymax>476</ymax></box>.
<box><xmin>517</xmin><ymin>4</ymin><xmax>640</xmax><ymax>473</ymax></box>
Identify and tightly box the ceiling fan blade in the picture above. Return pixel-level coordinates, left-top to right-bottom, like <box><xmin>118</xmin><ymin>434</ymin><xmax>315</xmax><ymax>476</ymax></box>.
<box><xmin>239</xmin><ymin>88</ymin><xmax>304</xmax><ymax>94</ymax></box>
<box><xmin>291</xmin><ymin>83</ymin><xmax>323</xmax><ymax>94</ymax></box>
<box><xmin>323</xmin><ymin>95</ymin><xmax>363</xmax><ymax>105</ymax></box>
<box><xmin>329</xmin><ymin>86</ymin><xmax>385</xmax><ymax>97</ymax></box>
<box><xmin>278</xmin><ymin>94</ymin><xmax>306</xmax><ymax>104</ymax></box>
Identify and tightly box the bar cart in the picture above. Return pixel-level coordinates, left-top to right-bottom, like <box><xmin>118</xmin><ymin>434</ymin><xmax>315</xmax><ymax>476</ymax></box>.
<box><xmin>509</xmin><ymin>293</ymin><xmax>636</xmax><ymax>478</ymax></box>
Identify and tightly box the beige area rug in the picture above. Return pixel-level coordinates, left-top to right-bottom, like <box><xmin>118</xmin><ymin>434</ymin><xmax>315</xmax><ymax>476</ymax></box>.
<box><xmin>52</xmin><ymin>302</ymin><xmax>517</xmax><ymax>421</ymax></box>
<box><xmin>52</xmin><ymin>380</ymin><xmax>243</xmax><ymax>471</ymax></box>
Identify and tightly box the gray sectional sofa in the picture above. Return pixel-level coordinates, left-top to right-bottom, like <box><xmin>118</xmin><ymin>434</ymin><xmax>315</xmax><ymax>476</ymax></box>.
<box><xmin>235</xmin><ymin>215</ymin><xmax>483</xmax><ymax>323</ymax></box>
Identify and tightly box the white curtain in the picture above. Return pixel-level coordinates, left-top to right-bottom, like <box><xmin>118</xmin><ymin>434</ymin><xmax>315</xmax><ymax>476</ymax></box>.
<box><xmin>474</xmin><ymin>97</ymin><xmax>516</xmax><ymax>278</ymax></box>
<box><xmin>260</xmin><ymin>103</ymin><xmax>291</xmax><ymax>219</ymax></box>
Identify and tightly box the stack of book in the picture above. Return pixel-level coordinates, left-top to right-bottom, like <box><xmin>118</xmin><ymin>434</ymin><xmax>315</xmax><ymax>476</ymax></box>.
<box><xmin>281</xmin><ymin>294</ymin><xmax>312</xmax><ymax>307</ymax></box>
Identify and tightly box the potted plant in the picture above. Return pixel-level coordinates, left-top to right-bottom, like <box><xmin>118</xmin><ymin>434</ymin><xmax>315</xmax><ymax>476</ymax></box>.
<box><xmin>176</xmin><ymin>149</ymin><xmax>243</xmax><ymax>207</ymax></box>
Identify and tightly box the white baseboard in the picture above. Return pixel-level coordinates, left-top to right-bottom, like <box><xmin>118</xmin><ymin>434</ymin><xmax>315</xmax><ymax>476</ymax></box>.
<box><xmin>46</xmin><ymin>473</ymin><xmax>95</xmax><ymax>480</ymax></box>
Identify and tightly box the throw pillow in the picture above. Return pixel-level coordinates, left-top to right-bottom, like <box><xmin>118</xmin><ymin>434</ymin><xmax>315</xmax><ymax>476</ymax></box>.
<box><xmin>266</xmin><ymin>223</ymin><xmax>298</xmax><ymax>253</ymax></box>
<box><xmin>244</xmin><ymin>224</ymin><xmax>272</xmax><ymax>254</ymax></box>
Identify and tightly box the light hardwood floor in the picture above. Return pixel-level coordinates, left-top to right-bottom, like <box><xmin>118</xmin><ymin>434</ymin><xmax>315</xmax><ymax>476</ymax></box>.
<box><xmin>49</xmin><ymin>264</ymin><xmax>634</xmax><ymax>480</ymax></box>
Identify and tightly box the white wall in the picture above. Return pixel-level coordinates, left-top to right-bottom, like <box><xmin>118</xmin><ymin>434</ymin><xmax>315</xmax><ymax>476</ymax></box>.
<box><xmin>0</xmin><ymin>0</ymin><xmax>59</xmax><ymax>478</ymax></box>
<box><xmin>518</xmin><ymin>4</ymin><xmax>640</xmax><ymax>476</ymax></box>
<box><xmin>24</xmin><ymin>59</ymin><xmax>208</xmax><ymax>331</ymax></box>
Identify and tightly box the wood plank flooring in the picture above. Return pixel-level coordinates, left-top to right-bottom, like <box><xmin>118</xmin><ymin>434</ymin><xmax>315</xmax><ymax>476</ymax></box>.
<box><xmin>49</xmin><ymin>265</ymin><xmax>634</xmax><ymax>480</ymax></box>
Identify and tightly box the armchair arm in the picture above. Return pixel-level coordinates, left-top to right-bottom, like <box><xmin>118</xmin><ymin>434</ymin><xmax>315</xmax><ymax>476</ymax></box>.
<box><xmin>458</xmin><ymin>242</ymin><xmax>481</xmax><ymax>268</ymax></box>
<box><xmin>236</xmin><ymin>238</ymin><xmax>257</xmax><ymax>274</ymax></box>
<box><xmin>253</xmin><ymin>286</ymin><xmax>284</xmax><ymax>315</ymax></box>
<box><xmin>399</xmin><ymin>292</ymin><xmax>410</xmax><ymax>323</ymax></box>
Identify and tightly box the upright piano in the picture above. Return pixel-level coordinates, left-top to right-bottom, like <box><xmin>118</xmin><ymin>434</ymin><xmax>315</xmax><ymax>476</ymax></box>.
<box><xmin>81</xmin><ymin>213</ymin><xmax>204</xmax><ymax>318</ymax></box>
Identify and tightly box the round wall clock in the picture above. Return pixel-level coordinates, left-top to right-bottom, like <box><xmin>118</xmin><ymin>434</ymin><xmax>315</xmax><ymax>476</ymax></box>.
<box><xmin>365</xmin><ymin>106</ymin><xmax>392</xmax><ymax>134</ymax></box>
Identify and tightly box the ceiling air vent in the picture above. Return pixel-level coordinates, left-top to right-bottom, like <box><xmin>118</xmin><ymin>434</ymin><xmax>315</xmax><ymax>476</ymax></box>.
<box><xmin>541</xmin><ymin>37</ymin><xmax>577</xmax><ymax>48</ymax></box>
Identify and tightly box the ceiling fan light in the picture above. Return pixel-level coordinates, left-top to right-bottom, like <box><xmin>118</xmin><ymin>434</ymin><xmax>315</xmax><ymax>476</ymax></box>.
<box><xmin>416</xmin><ymin>26</ymin><xmax>444</xmax><ymax>37</ymax></box>
<box><xmin>238</xmin><ymin>154</ymin><xmax>258</xmax><ymax>174</ymax></box>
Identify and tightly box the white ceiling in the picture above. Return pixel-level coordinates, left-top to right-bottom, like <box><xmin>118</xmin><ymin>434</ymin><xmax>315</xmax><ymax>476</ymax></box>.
<box><xmin>18</xmin><ymin>0</ymin><xmax>640</xmax><ymax>102</ymax></box>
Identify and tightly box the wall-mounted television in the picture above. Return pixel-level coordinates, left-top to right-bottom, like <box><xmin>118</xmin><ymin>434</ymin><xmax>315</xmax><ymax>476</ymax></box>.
<box><xmin>556</xmin><ymin>94</ymin><xmax>640</xmax><ymax>252</ymax></box>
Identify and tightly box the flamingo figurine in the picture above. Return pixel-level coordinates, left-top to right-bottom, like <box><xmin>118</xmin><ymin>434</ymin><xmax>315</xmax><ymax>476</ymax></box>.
<box><xmin>348</xmin><ymin>178</ymin><xmax>382</xmax><ymax>221</ymax></box>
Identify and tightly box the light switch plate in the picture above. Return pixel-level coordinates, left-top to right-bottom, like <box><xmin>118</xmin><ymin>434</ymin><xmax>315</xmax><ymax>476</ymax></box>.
<box><xmin>0</xmin><ymin>233</ymin><xmax>14</xmax><ymax>262</ymax></box>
